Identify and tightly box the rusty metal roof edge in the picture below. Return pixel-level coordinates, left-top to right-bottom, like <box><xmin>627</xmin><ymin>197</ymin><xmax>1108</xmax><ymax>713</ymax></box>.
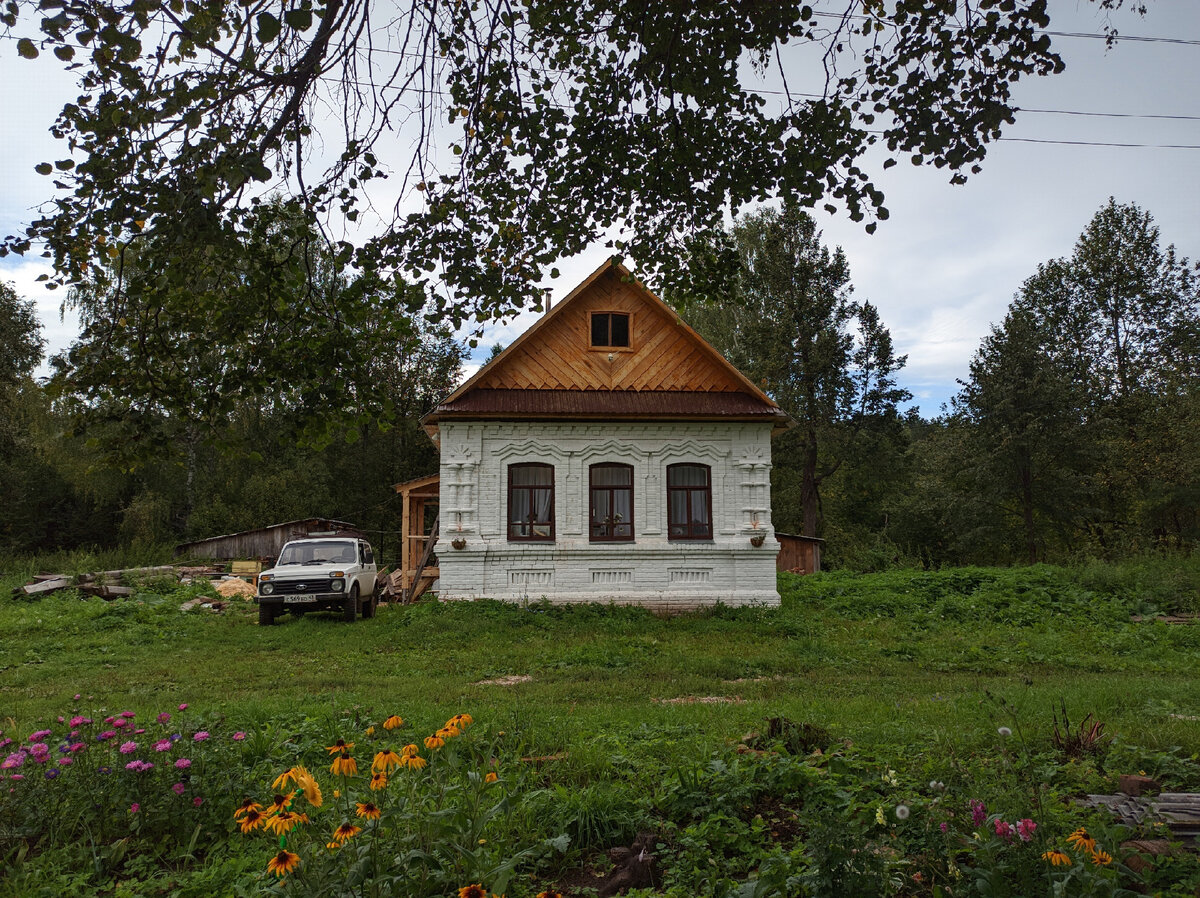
<box><xmin>175</xmin><ymin>518</ymin><xmax>360</xmax><ymax>550</ymax></box>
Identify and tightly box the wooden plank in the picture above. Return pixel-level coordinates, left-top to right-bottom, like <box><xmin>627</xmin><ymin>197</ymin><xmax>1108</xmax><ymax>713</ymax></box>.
<box><xmin>16</xmin><ymin>577</ymin><xmax>72</xmax><ymax>597</ymax></box>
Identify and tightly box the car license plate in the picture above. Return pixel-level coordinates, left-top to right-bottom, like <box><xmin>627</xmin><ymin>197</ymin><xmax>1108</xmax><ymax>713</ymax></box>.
<box><xmin>284</xmin><ymin>596</ymin><xmax>316</xmax><ymax>604</ymax></box>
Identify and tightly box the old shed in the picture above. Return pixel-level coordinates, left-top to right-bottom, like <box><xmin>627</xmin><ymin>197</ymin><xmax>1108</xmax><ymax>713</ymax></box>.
<box><xmin>175</xmin><ymin>518</ymin><xmax>361</xmax><ymax>562</ymax></box>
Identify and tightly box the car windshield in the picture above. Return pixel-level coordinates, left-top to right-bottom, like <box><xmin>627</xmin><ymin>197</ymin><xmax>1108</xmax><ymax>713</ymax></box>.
<box><xmin>277</xmin><ymin>540</ymin><xmax>357</xmax><ymax>566</ymax></box>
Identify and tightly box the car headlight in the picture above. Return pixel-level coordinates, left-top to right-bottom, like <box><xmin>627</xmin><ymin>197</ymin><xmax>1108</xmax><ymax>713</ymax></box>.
<box><xmin>261</xmin><ymin>582</ymin><xmax>274</xmax><ymax>595</ymax></box>
<box><xmin>330</xmin><ymin>579</ymin><xmax>345</xmax><ymax>592</ymax></box>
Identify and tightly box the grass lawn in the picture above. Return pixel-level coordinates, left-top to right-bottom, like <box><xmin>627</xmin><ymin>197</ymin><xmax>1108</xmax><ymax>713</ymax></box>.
<box><xmin>2</xmin><ymin>556</ymin><xmax>1199</xmax><ymax>896</ymax></box>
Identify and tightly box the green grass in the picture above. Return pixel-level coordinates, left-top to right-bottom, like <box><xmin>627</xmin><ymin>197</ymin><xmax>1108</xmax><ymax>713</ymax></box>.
<box><xmin>3</xmin><ymin>558</ymin><xmax>1199</xmax><ymax>757</ymax></box>
<box><xmin>4</xmin><ymin>556</ymin><xmax>1200</xmax><ymax>896</ymax></box>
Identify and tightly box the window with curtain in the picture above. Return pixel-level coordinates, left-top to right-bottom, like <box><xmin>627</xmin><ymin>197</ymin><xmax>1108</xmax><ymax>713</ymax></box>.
<box><xmin>508</xmin><ymin>463</ymin><xmax>554</xmax><ymax>540</ymax></box>
<box><xmin>590</xmin><ymin>463</ymin><xmax>634</xmax><ymax>541</ymax></box>
<box><xmin>667</xmin><ymin>464</ymin><xmax>712</xmax><ymax>540</ymax></box>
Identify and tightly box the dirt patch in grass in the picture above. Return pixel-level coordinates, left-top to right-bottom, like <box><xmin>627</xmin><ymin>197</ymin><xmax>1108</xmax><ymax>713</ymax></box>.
<box><xmin>652</xmin><ymin>695</ymin><xmax>745</xmax><ymax>705</ymax></box>
<box><xmin>474</xmin><ymin>674</ymin><xmax>533</xmax><ymax>686</ymax></box>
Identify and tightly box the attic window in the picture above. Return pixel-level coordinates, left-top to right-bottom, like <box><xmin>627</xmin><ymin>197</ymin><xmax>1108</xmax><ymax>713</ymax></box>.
<box><xmin>590</xmin><ymin>312</ymin><xmax>630</xmax><ymax>348</ymax></box>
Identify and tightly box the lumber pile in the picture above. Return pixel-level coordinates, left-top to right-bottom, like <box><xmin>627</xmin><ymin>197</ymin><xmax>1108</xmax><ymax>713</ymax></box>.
<box><xmin>12</xmin><ymin>563</ymin><xmax>232</xmax><ymax>600</ymax></box>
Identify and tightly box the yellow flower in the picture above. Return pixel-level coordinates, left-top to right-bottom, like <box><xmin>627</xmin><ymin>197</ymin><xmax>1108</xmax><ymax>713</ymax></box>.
<box><xmin>1067</xmin><ymin>828</ymin><xmax>1096</xmax><ymax>853</ymax></box>
<box><xmin>266</xmin><ymin>849</ymin><xmax>300</xmax><ymax>877</ymax></box>
<box><xmin>401</xmin><ymin>743</ymin><xmax>420</xmax><ymax>757</ymax></box>
<box><xmin>373</xmin><ymin>749</ymin><xmax>403</xmax><ymax>774</ymax></box>
<box><xmin>450</xmin><ymin>713</ymin><xmax>473</xmax><ymax>727</ymax></box>
<box><xmin>330</xmin><ymin>752</ymin><xmax>358</xmax><ymax>776</ymax></box>
<box><xmin>425</xmin><ymin>735</ymin><xmax>445</xmax><ymax>750</ymax></box>
<box><xmin>369</xmin><ymin>771</ymin><xmax>389</xmax><ymax>791</ymax></box>
<box><xmin>1090</xmin><ymin>848</ymin><xmax>1113</xmax><ymax>866</ymax></box>
<box><xmin>238</xmin><ymin>807</ymin><xmax>267</xmax><ymax>833</ymax></box>
<box><xmin>875</xmin><ymin>807</ymin><xmax>886</xmax><ymax>826</ymax></box>
<box><xmin>355</xmin><ymin>801</ymin><xmax>381</xmax><ymax>820</ymax></box>
<box><xmin>405</xmin><ymin>754</ymin><xmax>428</xmax><ymax>770</ymax></box>
<box><xmin>384</xmin><ymin>715</ymin><xmax>404</xmax><ymax>730</ymax></box>
<box><xmin>485</xmin><ymin>771</ymin><xmax>498</xmax><ymax>784</ymax></box>
<box><xmin>536</xmin><ymin>891</ymin><xmax>563</xmax><ymax>898</ymax></box>
<box><xmin>333</xmin><ymin>822</ymin><xmax>362</xmax><ymax>843</ymax></box>
<box><xmin>233</xmin><ymin>798</ymin><xmax>263</xmax><ymax>820</ymax></box>
<box><xmin>325</xmin><ymin>738</ymin><xmax>355</xmax><ymax>755</ymax></box>
<box><xmin>439</xmin><ymin>723</ymin><xmax>460</xmax><ymax>738</ymax></box>
<box><xmin>1042</xmin><ymin>850</ymin><xmax>1072</xmax><ymax>867</ymax></box>
<box><xmin>265</xmin><ymin>791</ymin><xmax>296</xmax><ymax>816</ymax></box>
<box><xmin>293</xmin><ymin>766</ymin><xmax>323</xmax><ymax>808</ymax></box>
<box><xmin>365</xmin><ymin>725</ymin><xmax>375</xmax><ymax>736</ymax></box>
<box><xmin>263</xmin><ymin>810</ymin><xmax>306</xmax><ymax>836</ymax></box>
<box><xmin>458</xmin><ymin>886</ymin><xmax>487</xmax><ymax>898</ymax></box>
<box><xmin>272</xmin><ymin>767</ymin><xmax>299</xmax><ymax>790</ymax></box>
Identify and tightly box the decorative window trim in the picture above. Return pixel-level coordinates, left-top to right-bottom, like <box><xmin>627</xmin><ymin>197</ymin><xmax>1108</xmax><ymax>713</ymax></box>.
<box><xmin>666</xmin><ymin>463</ymin><xmax>713</xmax><ymax>541</ymax></box>
<box><xmin>589</xmin><ymin>311</ymin><xmax>631</xmax><ymax>349</ymax></box>
<box><xmin>507</xmin><ymin>463</ymin><xmax>555</xmax><ymax>542</ymax></box>
<box><xmin>589</xmin><ymin>462</ymin><xmax>635</xmax><ymax>542</ymax></box>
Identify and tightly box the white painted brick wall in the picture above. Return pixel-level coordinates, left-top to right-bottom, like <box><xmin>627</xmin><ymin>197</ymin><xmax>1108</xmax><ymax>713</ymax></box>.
<box><xmin>437</xmin><ymin>421</ymin><xmax>780</xmax><ymax>608</ymax></box>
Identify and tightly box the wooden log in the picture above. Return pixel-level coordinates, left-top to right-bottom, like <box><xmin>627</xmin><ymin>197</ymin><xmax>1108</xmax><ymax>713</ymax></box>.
<box><xmin>95</xmin><ymin>565</ymin><xmax>179</xmax><ymax>579</ymax></box>
<box><xmin>80</xmin><ymin>585</ymin><xmax>134</xmax><ymax>599</ymax></box>
<box><xmin>15</xmin><ymin>577</ymin><xmax>73</xmax><ymax>597</ymax></box>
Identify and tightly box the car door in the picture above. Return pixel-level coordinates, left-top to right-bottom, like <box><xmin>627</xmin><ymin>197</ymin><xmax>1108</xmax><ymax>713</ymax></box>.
<box><xmin>357</xmin><ymin>541</ymin><xmax>377</xmax><ymax>594</ymax></box>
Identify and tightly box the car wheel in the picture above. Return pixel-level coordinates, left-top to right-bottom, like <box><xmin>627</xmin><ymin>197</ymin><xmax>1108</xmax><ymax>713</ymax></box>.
<box><xmin>343</xmin><ymin>585</ymin><xmax>358</xmax><ymax>623</ymax></box>
<box><xmin>259</xmin><ymin>604</ymin><xmax>276</xmax><ymax>626</ymax></box>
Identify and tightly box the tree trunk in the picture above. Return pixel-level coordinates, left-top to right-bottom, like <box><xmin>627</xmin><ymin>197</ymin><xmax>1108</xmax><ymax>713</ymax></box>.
<box><xmin>1019</xmin><ymin>460</ymin><xmax>1037</xmax><ymax>564</ymax></box>
<box><xmin>801</xmin><ymin>433</ymin><xmax>820</xmax><ymax>537</ymax></box>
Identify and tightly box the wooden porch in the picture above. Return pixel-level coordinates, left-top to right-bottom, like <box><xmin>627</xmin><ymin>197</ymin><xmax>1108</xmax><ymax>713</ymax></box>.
<box><xmin>392</xmin><ymin>474</ymin><xmax>440</xmax><ymax>603</ymax></box>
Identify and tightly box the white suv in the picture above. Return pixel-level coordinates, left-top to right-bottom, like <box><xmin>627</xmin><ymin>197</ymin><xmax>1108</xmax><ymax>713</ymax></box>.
<box><xmin>256</xmin><ymin>537</ymin><xmax>379</xmax><ymax>625</ymax></box>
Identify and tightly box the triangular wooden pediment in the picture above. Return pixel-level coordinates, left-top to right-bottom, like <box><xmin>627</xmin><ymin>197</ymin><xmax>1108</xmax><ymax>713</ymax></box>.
<box><xmin>448</xmin><ymin>261</ymin><xmax>773</xmax><ymax>397</ymax></box>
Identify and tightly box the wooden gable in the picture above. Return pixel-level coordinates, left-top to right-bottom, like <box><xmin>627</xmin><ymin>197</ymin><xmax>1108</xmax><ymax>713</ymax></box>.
<box><xmin>459</xmin><ymin>261</ymin><xmax>762</xmax><ymax>394</ymax></box>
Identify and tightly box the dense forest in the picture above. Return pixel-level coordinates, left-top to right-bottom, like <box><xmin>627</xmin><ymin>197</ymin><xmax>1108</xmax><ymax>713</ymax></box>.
<box><xmin>1</xmin><ymin>198</ymin><xmax>1195</xmax><ymax>570</ymax></box>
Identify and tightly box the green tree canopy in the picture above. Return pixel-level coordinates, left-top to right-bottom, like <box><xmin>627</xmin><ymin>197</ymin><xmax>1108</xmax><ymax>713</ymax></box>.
<box><xmin>673</xmin><ymin>203</ymin><xmax>910</xmax><ymax>537</ymax></box>
<box><xmin>2</xmin><ymin>0</ymin><xmax>1136</xmax><ymax>324</ymax></box>
<box><xmin>0</xmin><ymin>281</ymin><xmax>43</xmax><ymax>389</ymax></box>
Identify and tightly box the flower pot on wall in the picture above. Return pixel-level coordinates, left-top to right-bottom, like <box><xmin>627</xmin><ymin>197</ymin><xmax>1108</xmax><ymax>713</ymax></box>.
<box><xmin>451</xmin><ymin>538</ymin><xmax>467</xmax><ymax>551</ymax></box>
<box><xmin>749</xmin><ymin>533</ymin><xmax>766</xmax><ymax>547</ymax></box>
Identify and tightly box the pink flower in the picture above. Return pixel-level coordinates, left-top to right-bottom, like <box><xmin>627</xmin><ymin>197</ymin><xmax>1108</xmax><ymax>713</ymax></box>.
<box><xmin>98</xmin><ymin>731</ymin><xmax>116</xmax><ymax>741</ymax></box>
<box><xmin>73</xmin><ymin>693</ymin><xmax>81</xmax><ymax>700</ymax></box>
<box><xmin>134</xmin><ymin>728</ymin><xmax>145</xmax><ymax>735</ymax></box>
<box><xmin>129</xmin><ymin>803</ymin><xmax>140</xmax><ymax>814</ymax></box>
<box><xmin>178</xmin><ymin>703</ymin><xmax>188</xmax><ymax>711</ymax></box>
<box><xmin>174</xmin><ymin>758</ymin><xmax>191</xmax><ymax>769</ymax></box>
<box><xmin>28</xmin><ymin>730</ymin><xmax>51</xmax><ymax>742</ymax></box>
<box><xmin>940</xmin><ymin>822</ymin><xmax>948</xmax><ymax>833</ymax></box>
<box><xmin>113</xmin><ymin>719</ymin><xmax>128</xmax><ymax>729</ymax></box>
<box><xmin>57</xmin><ymin>716</ymin><xmax>64</xmax><ymax>723</ymax></box>
<box><xmin>994</xmin><ymin>819</ymin><xmax>1014</xmax><ymax>842</ymax></box>
<box><xmin>104</xmin><ymin>717</ymin><xmax>115</xmax><ymax>725</ymax></box>
<box><xmin>58</xmin><ymin>757</ymin><xmax>72</xmax><ymax>766</ymax></box>
<box><xmin>157</xmin><ymin>713</ymin><xmax>171</xmax><ymax>724</ymax></box>
<box><xmin>154</xmin><ymin>740</ymin><xmax>172</xmax><ymax>752</ymax></box>
<box><xmin>192</xmin><ymin>732</ymin><xmax>209</xmax><ymax>742</ymax></box>
<box><xmin>232</xmin><ymin>731</ymin><xmax>246</xmax><ymax>741</ymax></box>
<box><xmin>120</xmin><ymin>711</ymin><xmax>135</xmax><ymax>719</ymax></box>
<box><xmin>69</xmin><ymin>716</ymin><xmax>86</xmax><ymax>727</ymax></box>
<box><xmin>28</xmin><ymin>743</ymin><xmax>48</xmax><ymax>755</ymax></box>
<box><xmin>172</xmin><ymin>782</ymin><xmax>186</xmax><ymax>795</ymax></box>
<box><xmin>119</xmin><ymin>741</ymin><xmax>138</xmax><ymax>755</ymax></box>
<box><xmin>970</xmin><ymin>799</ymin><xmax>987</xmax><ymax>828</ymax></box>
<box><xmin>69</xmin><ymin>743</ymin><xmax>85</xmax><ymax>753</ymax></box>
<box><xmin>193</xmin><ymin>796</ymin><xmax>203</xmax><ymax>807</ymax></box>
<box><xmin>1016</xmin><ymin>818</ymin><xmax>1037</xmax><ymax>842</ymax></box>
<box><xmin>10</xmin><ymin>774</ymin><xmax>24</xmax><ymax>781</ymax></box>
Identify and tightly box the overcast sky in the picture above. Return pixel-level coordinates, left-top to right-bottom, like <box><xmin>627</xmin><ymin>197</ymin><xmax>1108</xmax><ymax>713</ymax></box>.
<box><xmin>2</xmin><ymin>2</ymin><xmax>1197</xmax><ymax>417</ymax></box>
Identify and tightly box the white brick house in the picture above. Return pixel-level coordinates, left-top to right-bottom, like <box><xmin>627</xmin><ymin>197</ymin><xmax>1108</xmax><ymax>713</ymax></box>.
<box><xmin>421</xmin><ymin>260</ymin><xmax>789</xmax><ymax>611</ymax></box>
